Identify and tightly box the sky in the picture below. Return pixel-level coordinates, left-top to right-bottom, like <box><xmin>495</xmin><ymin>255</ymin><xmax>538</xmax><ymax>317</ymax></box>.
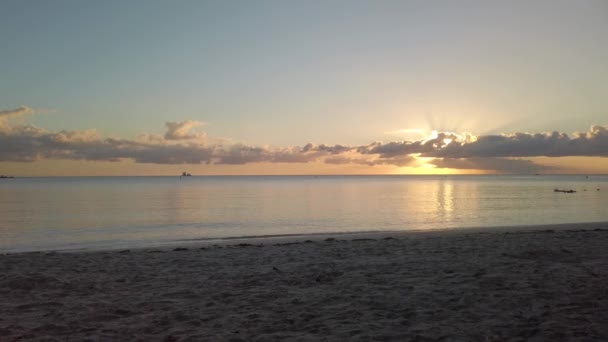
<box><xmin>1</xmin><ymin>0</ymin><xmax>607</xmax><ymax>176</ymax></box>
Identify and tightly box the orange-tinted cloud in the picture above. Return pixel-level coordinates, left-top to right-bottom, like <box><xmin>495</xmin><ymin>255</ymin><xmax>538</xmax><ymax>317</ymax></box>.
<box><xmin>1</xmin><ymin>107</ymin><xmax>607</xmax><ymax>173</ymax></box>
<box><xmin>164</xmin><ymin>120</ymin><xmax>206</xmax><ymax>140</ymax></box>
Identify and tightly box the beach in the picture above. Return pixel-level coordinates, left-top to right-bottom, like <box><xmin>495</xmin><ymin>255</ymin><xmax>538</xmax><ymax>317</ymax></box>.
<box><xmin>1</xmin><ymin>223</ymin><xmax>607</xmax><ymax>341</ymax></box>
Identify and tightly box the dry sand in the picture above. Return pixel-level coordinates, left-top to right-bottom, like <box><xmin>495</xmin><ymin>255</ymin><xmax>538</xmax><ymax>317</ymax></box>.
<box><xmin>1</xmin><ymin>224</ymin><xmax>607</xmax><ymax>341</ymax></box>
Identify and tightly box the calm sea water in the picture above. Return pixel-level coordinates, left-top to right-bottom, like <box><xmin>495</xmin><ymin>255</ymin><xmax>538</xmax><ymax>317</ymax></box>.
<box><xmin>1</xmin><ymin>175</ymin><xmax>607</xmax><ymax>252</ymax></box>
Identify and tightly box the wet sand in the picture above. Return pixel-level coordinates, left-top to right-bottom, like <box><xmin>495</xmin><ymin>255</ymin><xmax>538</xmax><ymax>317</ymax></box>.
<box><xmin>1</xmin><ymin>224</ymin><xmax>607</xmax><ymax>341</ymax></box>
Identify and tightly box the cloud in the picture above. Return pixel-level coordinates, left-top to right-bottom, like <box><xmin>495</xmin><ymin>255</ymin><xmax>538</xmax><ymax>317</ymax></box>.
<box><xmin>424</xmin><ymin>126</ymin><xmax>608</xmax><ymax>158</ymax></box>
<box><xmin>0</xmin><ymin>129</ymin><xmax>216</xmax><ymax>164</ymax></box>
<box><xmin>0</xmin><ymin>107</ymin><xmax>607</xmax><ymax>171</ymax></box>
<box><xmin>164</xmin><ymin>120</ymin><xmax>206</xmax><ymax>140</ymax></box>
<box><xmin>0</xmin><ymin>107</ymin><xmax>34</xmax><ymax>131</ymax></box>
<box><xmin>301</xmin><ymin>143</ymin><xmax>353</xmax><ymax>154</ymax></box>
<box><xmin>356</xmin><ymin>125</ymin><xmax>608</xmax><ymax>163</ymax></box>
<box><xmin>324</xmin><ymin>156</ymin><xmax>375</xmax><ymax>166</ymax></box>
<box><xmin>325</xmin><ymin>154</ymin><xmax>418</xmax><ymax>167</ymax></box>
<box><xmin>357</xmin><ymin>132</ymin><xmax>463</xmax><ymax>158</ymax></box>
<box><xmin>213</xmin><ymin>144</ymin><xmax>269</xmax><ymax>165</ymax></box>
<box><xmin>0</xmin><ymin>106</ymin><xmax>33</xmax><ymax>119</ymax></box>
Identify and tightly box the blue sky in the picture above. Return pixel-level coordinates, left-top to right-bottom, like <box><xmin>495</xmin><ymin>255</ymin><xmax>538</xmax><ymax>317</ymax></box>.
<box><xmin>1</xmin><ymin>1</ymin><xmax>607</xmax><ymax>175</ymax></box>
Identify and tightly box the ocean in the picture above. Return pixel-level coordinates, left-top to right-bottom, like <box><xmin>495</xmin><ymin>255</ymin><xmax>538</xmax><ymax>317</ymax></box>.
<box><xmin>1</xmin><ymin>175</ymin><xmax>607</xmax><ymax>253</ymax></box>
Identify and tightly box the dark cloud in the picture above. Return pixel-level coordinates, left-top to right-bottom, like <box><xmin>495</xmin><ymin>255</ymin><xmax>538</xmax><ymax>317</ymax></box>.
<box><xmin>271</xmin><ymin>148</ymin><xmax>320</xmax><ymax>163</ymax></box>
<box><xmin>0</xmin><ymin>124</ymin><xmax>314</xmax><ymax>165</ymax></box>
<box><xmin>0</xmin><ymin>124</ymin><xmax>214</xmax><ymax>164</ymax></box>
<box><xmin>357</xmin><ymin>132</ymin><xmax>463</xmax><ymax>158</ymax></box>
<box><xmin>214</xmin><ymin>144</ymin><xmax>269</xmax><ymax>165</ymax></box>
<box><xmin>323</xmin><ymin>155</ymin><xmax>417</xmax><ymax>167</ymax></box>
<box><xmin>425</xmin><ymin>126</ymin><xmax>608</xmax><ymax>158</ymax></box>
<box><xmin>301</xmin><ymin>143</ymin><xmax>353</xmax><ymax>154</ymax></box>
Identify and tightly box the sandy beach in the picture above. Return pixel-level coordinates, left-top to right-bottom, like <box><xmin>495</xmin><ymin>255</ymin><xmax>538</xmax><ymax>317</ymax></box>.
<box><xmin>1</xmin><ymin>224</ymin><xmax>607</xmax><ymax>341</ymax></box>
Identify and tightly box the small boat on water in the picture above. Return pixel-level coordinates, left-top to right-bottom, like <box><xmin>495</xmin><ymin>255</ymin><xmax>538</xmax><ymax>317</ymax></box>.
<box><xmin>554</xmin><ymin>188</ymin><xmax>576</xmax><ymax>193</ymax></box>
<box><xmin>0</xmin><ymin>175</ymin><xmax>15</xmax><ymax>179</ymax></box>
<box><xmin>181</xmin><ymin>172</ymin><xmax>192</xmax><ymax>177</ymax></box>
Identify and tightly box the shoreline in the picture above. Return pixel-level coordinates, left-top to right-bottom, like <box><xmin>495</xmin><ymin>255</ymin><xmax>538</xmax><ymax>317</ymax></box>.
<box><xmin>4</xmin><ymin>220</ymin><xmax>608</xmax><ymax>255</ymax></box>
<box><xmin>1</xmin><ymin>224</ymin><xmax>607</xmax><ymax>340</ymax></box>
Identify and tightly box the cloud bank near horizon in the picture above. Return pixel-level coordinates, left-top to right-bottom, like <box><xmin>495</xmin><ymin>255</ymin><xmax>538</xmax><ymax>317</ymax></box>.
<box><xmin>1</xmin><ymin>107</ymin><xmax>607</xmax><ymax>173</ymax></box>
